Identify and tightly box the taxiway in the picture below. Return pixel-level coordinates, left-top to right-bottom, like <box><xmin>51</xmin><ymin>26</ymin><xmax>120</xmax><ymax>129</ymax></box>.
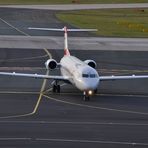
<box><xmin>1</xmin><ymin>3</ymin><xmax>148</xmax><ymax>10</ymax></box>
<box><xmin>0</xmin><ymin>7</ymin><xmax>148</xmax><ymax>148</ymax></box>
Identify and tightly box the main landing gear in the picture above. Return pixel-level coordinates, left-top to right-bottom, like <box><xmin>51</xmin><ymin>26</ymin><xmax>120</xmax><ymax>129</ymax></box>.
<box><xmin>52</xmin><ymin>81</ymin><xmax>60</xmax><ymax>93</ymax></box>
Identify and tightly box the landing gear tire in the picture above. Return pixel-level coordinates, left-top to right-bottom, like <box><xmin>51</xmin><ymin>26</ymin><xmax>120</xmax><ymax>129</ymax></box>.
<box><xmin>57</xmin><ymin>85</ymin><xmax>60</xmax><ymax>93</ymax></box>
<box><xmin>52</xmin><ymin>84</ymin><xmax>60</xmax><ymax>93</ymax></box>
<box><xmin>53</xmin><ymin>85</ymin><xmax>57</xmax><ymax>93</ymax></box>
<box><xmin>94</xmin><ymin>89</ymin><xmax>97</xmax><ymax>94</ymax></box>
<box><xmin>83</xmin><ymin>95</ymin><xmax>90</xmax><ymax>101</ymax></box>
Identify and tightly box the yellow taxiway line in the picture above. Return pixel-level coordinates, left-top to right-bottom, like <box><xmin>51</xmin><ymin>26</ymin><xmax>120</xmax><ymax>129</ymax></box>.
<box><xmin>0</xmin><ymin>17</ymin><xmax>52</xmax><ymax>118</ymax></box>
<box><xmin>43</xmin><ymin>94</ymin><xmax>148</xmax><ymax>115</ymax></box>
<box><xmin>32</xmin><ymin>70</ymin><xmax>49</xmax><ymax>114</ymax></box>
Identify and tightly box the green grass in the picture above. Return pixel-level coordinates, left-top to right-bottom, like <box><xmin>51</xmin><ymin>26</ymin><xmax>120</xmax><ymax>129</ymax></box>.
<box><xmin>56</xmin><ymin>9</ymin><xmax>148</xmax><ymax>38</ymax></box>
<box><xmin>0</xmin><ymin>0</ymin><xmax>148</xmax><ymax>4</ymax></box>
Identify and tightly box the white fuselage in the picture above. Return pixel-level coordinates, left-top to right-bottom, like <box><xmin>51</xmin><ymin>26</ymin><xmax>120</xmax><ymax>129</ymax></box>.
<box><xmin>60</xmin><ymin>55</ymin><xmax>100</xmax><ymax>92</ymax></box>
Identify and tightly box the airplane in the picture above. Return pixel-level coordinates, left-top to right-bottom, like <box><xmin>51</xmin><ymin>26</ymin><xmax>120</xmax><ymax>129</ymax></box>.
<box><xmin>0</xmin><ymin>26</ymin><xmax>148</xmax><ymax>101</ymax></box>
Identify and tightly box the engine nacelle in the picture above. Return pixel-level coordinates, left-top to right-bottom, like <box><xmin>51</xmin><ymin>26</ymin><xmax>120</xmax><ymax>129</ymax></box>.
<box><xmin>45</xmin><ymin>59</ymin><xmax>57</xmax><ymax>70</ymax></box>
<box><xmin>84</xmin><ymin>60</ymin><xmax>97</xmax><ymax>69</ymax></box>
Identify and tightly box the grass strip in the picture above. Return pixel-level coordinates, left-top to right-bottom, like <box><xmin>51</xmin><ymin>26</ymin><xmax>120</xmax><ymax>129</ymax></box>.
<box><xmin>56</xmin><ymin>9</ymin><xmax>148</xmax><ymax>37</ymax></box>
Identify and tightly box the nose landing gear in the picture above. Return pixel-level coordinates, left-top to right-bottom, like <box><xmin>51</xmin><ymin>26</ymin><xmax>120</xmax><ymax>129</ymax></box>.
<box><xmin>52</xmin><ymin>81</ymin><xmax>60</xmax><ymax>93</ymax></box>
<box><xmin>83</xmin><ymin>91</ymin><xmax>92</xmax><ymax>101</ymax></box>
<box><xmin>83</xmin><ymin>95</ymin><xmax>90</xmax><ymax>101</ymax></box>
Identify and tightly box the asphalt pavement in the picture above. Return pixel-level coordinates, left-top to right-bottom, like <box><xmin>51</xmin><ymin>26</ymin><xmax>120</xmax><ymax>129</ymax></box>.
<box><xmin>0</xmin><ymin>7</ymin><xmax>148</xmax><ymax>148</ymax></box>
<box><xmin>1</xmin><ymin>3</ymin><xmax>148</xmax><ymax>10</ymax></box>
<box><xmin>0</xmin><ymin>48</ymin><xmax>148</xmax><ymax>148</ymax></box>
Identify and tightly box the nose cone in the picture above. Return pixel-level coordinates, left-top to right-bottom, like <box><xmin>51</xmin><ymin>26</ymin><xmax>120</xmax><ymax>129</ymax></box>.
<box><xmin>75</xmin><ymin>65</ymin><xmax>100</xmax><ymax>92</ymax></box>
<box><xmin>82</xmin><ymin>78</ymin><xmax>99</xmax><ymax>91</ymax></box>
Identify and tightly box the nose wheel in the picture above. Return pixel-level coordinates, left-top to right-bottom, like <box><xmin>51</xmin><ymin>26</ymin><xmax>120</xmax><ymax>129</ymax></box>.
<box><xmin>53</xmin><ymin>84</ymin><xmax>60</xmax><ymax>93</ymax></box>
<box><xmin>83</xmin><ymin>91</ymin><xmax>91</xmax><ymax>101</ymax></box>
<box><xmin>83</xmin><ymin>95</ymin><xmax>90</xmax><ymax>101</ymax></box>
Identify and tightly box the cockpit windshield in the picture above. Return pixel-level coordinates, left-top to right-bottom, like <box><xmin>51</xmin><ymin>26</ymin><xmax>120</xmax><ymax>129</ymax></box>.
<box><xmin>90</xmin><ymin>74</ymin><xmax>96</xmax><ymax>78</ymax></box>
<box><xmin>82</xmin><ymin>74</ymin><xmax>89</xmax><ymax>78</ymax></box>
<box><xmin>82</xmin><ymin>73</ymin><xmax>97</xmax><ymax>78</ymax></box>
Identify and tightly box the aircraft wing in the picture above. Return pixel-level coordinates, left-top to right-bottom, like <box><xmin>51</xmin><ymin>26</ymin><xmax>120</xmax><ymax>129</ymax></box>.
<box><xmin>99</xmin><ymin>75</ymin><xmax>148</xmax><ymax>81</ymax></box>
<box><xmin>0</xmin><ymin>72</ymin><xmax>70</xmax><ymax>83</ymax></box>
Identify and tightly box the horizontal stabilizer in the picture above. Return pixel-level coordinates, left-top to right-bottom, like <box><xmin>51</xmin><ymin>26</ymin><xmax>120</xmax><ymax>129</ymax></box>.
<box><xmin>28</xmin><ymin>27</ymin><xmax>97</xmax><ymax>32</ymax></box>
<box><xmin>67</xmin><ymin>29</ymin><xmax>97</xmax><ymax>32</ymax></box>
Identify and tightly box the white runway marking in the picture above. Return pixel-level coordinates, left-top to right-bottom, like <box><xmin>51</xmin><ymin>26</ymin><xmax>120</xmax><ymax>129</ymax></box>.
<box><xmin>0</xmin><ymin>120</ymin><xmax>148</xmax><ymax>126</ymax></box>
<box><xmin>0</xmin><ymin>36</ymin><xmax>148</xmax><ymax>50</ymax></box>
<box><xmin>36</xmin><ymin>138</ymin><xmax>148</xmax><ymax>146</ymax></box>
<box><xmin>1</xmin><ymin>3</ymin><xmax>148</xmax><ymax>10</ymax></box>
<box><xmin>0</xmin><ymin>138</ymin><xmax>31</xmax><ymax>141</ymax></box>
<box><xmin>0</xmin><ymin>136</ymin><xmax>147</xmax><ymax>146</ymax></box>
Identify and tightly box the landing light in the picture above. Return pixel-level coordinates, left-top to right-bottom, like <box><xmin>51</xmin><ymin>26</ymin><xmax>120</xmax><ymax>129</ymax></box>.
<box><xmin>88</xmin><ymin>90</ymin><xmax>93</xmax><ymax>95</ymax></box>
